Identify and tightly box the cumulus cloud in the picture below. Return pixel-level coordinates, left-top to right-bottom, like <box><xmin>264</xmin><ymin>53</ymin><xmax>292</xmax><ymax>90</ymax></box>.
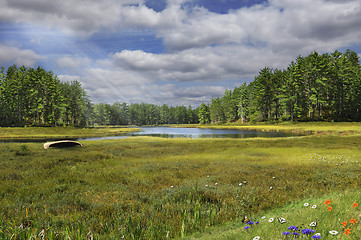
<box><xmin>1</xmin><ymin>0</ymin><xmax>361</xmax><ymax>106</ymax></box>
<box><xmin>0</xmin><ymin>43</ymin><xmax>45</xmax><ymax>66</ymax></box>
<box><xmin>110</xmin><ymin>44</ymin><xmax>292</xmax><ymax>84</ymax></box>
<box><xmin>155</xmin><ymin>0</ymin><xmax>361</xmax><ymax>54</ymax></box>
<box><xmin>0</xmin><ymin>0</ymin><xmax>138</xmax><ymax>36</ymax></box>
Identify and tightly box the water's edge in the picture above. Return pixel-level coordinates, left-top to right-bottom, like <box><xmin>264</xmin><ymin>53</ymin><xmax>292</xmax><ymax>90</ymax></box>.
<box><xmin>0</xmin><ymin>127</ymin><xmax>303</xmax><ymax>143</ymax></box>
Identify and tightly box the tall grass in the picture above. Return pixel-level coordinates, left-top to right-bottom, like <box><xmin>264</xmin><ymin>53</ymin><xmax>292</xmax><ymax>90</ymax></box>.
<box><xmin>0</xmin><ymin>131</ymin><xmax>361</xmax><ymax>238</ymax></box>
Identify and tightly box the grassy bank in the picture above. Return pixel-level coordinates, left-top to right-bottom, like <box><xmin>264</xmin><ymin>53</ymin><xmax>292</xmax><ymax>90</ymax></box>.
<box><xmin>0</xmin><ymin>126</ymin><xmax>139</xmax><ymax>141</ymax></box>
<box><xmin>0</xmin><ymin>124</ymin><xmax>361</xmax><ymax>239</ymax></box>
<box><xmin>177</xmin><ymin>121</ymin><xmax>361</xmax><ymax>135</ymax></box>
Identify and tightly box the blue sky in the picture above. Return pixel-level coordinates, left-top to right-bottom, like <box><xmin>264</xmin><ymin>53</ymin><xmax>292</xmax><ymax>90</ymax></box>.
<box><xmin>0</xmin><ymin>0</ymin><xmax>361</xmax><ymax>107</ymax></box>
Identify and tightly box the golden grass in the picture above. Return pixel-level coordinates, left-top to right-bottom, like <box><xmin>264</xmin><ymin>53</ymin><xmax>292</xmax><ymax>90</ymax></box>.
<box><xmin>0</xmin><ymin>126</ymin><xmax>139</xmax><ymax>140</ymax></box>
<box><xmin>177</xmin><ymin>122</ymin><xmax>361</xmax><ymax>135</ymax></box>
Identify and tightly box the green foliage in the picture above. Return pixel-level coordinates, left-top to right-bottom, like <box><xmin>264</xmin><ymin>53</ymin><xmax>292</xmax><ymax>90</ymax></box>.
<box><xmin>204</xmin><ymin>50</ymin><xmax>361</xmax><ymax>123</ymax></box>
<box><xmin>0</xmin><ymin>65</ymin><xmax>91</xmax><ymax>127</ymax></box>
<box><xmin>198</xmin><ymin>103</ymin><xmax>211</xmax><ymax>124</ymax></box>
<box><xmin>91</xmin><ymin>102</ymin><xmax>199</xmax><ymax>126</ymax></box>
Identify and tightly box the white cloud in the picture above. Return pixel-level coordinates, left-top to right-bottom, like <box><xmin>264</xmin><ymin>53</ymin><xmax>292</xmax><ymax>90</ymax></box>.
<box><xmin>154</xmin><ymin>0</ymin><xmax>361</xmax><ymax>55</ymax></box>
<box><xmin>57</xmin><ymin>56</ymin><xmax>92</xmax><ymax>74</ymax></box>
<box><xmin>58</xmin><ymin>74</ymin><xmax>81</xmax><ymax>82</ymax></box>
<box><xmin>110</xmin><ymin>44</ymin><xmax>293</xmax><ymax>84</ymax></box>
<box><xmin>0</xmin><ymin>0</ymin><xmax>139</xmax><ymax>36</ymax></box>
<box><xmin>0</xmin><ymin>43</ymin><xmax>45</xmax><ymax>66</ymax></box>
<box><xmin>79</xmin><ymin>67</ymin><xmax>152</xmax><ymax>103</ymax></box>
<box><xmin>1</xmin><ymin>0</ymin><xmax>361</xmax><ymax>106</ymax></box>
<box><xmin>120</xmin><ymin>4</ymin><xmax>162</xmax><ymax>28</ymax></box>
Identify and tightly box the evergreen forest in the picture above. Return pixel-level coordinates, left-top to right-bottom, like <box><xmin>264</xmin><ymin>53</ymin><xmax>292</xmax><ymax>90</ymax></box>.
<box><xmin>0</xmin><ymin>50</ymin><xmax>360</xmax><ymax>127</ymax></box>
<box><xmin>0</xmin><ymin>65</ymin><xmax>198</xmax><ymax>127</ymax></box>
<box><xmin>201</xmin><ymin>50</ymin><xmax>361</xmax><ymax>123</ymax></box>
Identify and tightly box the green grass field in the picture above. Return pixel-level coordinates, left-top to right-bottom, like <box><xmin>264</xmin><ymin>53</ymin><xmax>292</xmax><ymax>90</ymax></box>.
<box><xmin>0</xmin><ymin>124</ymin><xmax>361</xmax><ymax>239</ymax></box>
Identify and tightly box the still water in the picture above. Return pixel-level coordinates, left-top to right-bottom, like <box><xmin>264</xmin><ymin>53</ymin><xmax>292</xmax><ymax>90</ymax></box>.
<box><xmin>80</xmin><ymin>126</ymin><xmax>298</xmax><ymax>141</ymax></box>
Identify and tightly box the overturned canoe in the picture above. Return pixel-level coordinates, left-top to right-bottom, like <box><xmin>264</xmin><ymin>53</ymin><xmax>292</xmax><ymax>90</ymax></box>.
<box><xmin>44</xmin><ymin>140</ymin><xmax>83</xmax><ymax>149</ymax></box>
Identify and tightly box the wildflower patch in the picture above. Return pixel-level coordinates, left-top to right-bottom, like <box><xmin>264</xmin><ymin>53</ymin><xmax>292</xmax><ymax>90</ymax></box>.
<box><xmin>241</xmin><ymin>199</ymin><xmax>360</xmax><ymax>239</ymax></box>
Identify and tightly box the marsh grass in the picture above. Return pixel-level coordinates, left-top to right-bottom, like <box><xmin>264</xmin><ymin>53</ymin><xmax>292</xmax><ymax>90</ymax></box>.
<box><xmin>178</xmin><ymin>122</ymin><xmax>361</xmax><ymax>135</ymax></box>
<box><xmin>0</xmin><ymin>126</ymin><xmax>138</xmax><ymax>141</ymax></box>
<box><xmin>0</xmin><ymin>128</ymin><xmax>361</xmax><ymax>239</ymax></box>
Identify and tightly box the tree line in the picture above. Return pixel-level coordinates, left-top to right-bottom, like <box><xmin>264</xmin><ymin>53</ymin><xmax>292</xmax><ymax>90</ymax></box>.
<box><xmin>0</xmin><ymin>65</ymin><xmax>199</xmax><ymax>126</ymax></box>
<box><xmin>92</xmin><ymin>102</ymin><xmax>199</xmax><ymax>126</ymax></box>
<box><xmin>0</xmin><ymin>65</ymin><xmax>93</xmax><ymax>127</ymax></box>
<box><xmin>1</xmin><ymin>50</ymin><xmax>360</xmax><ymax>127</ymax></box>
<box><xmin>199</xmin><ymin>50</ymin><xmax>361</xmax><ymax>123</ymax></box>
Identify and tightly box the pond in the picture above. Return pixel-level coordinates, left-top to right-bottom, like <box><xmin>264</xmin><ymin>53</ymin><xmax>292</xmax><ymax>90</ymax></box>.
<box><xmin>79</xmin><ymin>126</ymin><xmax>299</xmax><ymax>141</ymax></box>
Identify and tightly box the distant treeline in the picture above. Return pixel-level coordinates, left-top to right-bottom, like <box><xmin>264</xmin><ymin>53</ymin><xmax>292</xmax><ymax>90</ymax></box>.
<box><xmin>0</xmin><ymin>65</ymin><xmax>199</xmax><ymax>127</ymax></box>
<box><xmin>92</xmin><ymin>102</ymin><xmax>199</xmax><ymax>125</ymax></box>
<box><xmin>199</xmin><ymin>50</ymin><xmax>361</xmax><ymax>123</ymax></box>
<box><xmin>1</xmin><ymin>50</ymin><xmax>360</xmax><ymax>127</ymax></box>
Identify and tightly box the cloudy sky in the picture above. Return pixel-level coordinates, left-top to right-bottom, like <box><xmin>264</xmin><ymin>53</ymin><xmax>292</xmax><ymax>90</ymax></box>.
<box><xmin>1</xmin><ymin>0</ymin><xmax>361</xmax><ymax>107</ymax></box>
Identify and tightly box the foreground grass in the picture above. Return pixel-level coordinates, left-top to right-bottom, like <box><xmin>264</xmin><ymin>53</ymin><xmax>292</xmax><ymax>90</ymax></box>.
<box><xmin>0</xmin><ymin>124</ymin><xmax>361</xmax><ymax>239</ymax></box>
<box><xmin>184</xmin><ymin>190</ymin><xmax>361</xmax><ymax>240</ymax></box>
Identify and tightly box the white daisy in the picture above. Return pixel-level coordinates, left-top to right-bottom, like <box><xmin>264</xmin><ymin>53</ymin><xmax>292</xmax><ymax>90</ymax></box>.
<box><xmin>268</xmin><ymin>217</ymin><xmax>274</xmax><ymax>223</ymax></box>
<box><xmin>261</xmin><ymin>216</ymin><xmax>266</xmax><ymax>219</ymax></box>
<box><xmin>329</xmin><ymin>230</ymin><xmax>338</xmax><ymax>235</ymax></box>
<box><xmin>312</xmin><ymin>205</ymin><xmax>317</xmax><ymax>209</ymax></box>
<box><xmin>304</xmin><ymin>203</ymin><xmax>309</xmax><ymax>207</ymax></box>
<box><xmin>253</xmin><ymin>236</ymin><xmax>261</xmax><ymax>240</ymax></box>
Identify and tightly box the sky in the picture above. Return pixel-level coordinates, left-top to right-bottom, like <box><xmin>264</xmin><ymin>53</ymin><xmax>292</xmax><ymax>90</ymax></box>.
<box><xmin>0</xmin><ymin>0</ymin><xmax>361</xmax><ymax>107</ymax></box>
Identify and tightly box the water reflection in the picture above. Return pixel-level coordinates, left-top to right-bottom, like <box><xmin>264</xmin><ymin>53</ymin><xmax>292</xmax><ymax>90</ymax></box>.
<box><xmin>130</xmin><ymin>127</ymin><xmax>294</xmax><ymax>138</ymax></box>
<box><xmin>80</xmin><ymin>126</ymin><xmax>298</xmax><ymax>141</ymax></box>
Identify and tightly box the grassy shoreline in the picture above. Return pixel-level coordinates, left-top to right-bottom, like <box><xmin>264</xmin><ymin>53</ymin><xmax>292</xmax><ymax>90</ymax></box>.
<box><xmin>175</xmin><ymin>121</ymin><xmax>361</xmax><ymax>136</ymax></box>
<box><xmin>0</xmin><ymin>126</ymin><xmax>139</xmax><ymax>141</ymax></box>
<box><xmin>1</xmin><ymin>123</ymin><xmax>361</xmax><ymax>239</ymax></box>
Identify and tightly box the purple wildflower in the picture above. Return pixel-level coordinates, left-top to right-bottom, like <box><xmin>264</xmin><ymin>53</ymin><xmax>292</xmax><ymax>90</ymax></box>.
<box><xmin>301</xmin><ymin>229</ymin><xmax>315</xmax><ymax>235</ymax></box>
<box><xmin>283</xmin><ymin>231</ymin><xmax>291</xmax><ymax>235</ymax></box>
<box><xmin>312</xmin><ymin>235</ymin><xmax>321</xmax><ymax>239</ymax></box>
<box><xmin>288</xmin><ymin>226</ymin><xmax>299</xmax><ymax>231</ymax></box>
<box><xmin>244</xmin><ymin>226</ymin><xmax>250</xmax><ymax>230</ymax></box>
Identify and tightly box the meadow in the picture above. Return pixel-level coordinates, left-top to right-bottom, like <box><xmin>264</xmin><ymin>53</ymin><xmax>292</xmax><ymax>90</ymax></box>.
<box><xmin>0</xmin><ymin>123</ymin><xmax>361</xmax><ymax>239</ymax></box>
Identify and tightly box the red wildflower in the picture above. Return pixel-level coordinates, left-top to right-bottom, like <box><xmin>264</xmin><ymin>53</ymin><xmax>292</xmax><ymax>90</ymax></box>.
<box><xmin>341</xmin><ymin>221</ymin><xmax>348</xmax><ymax>227</ymax></box>
<box><xmin>324</xmin><ymin>199</ymin><xmax>331</xmax><ymax>206</ymax></box>
<box><xmin>349</xmin><ymin>218</ymin><xmax>358</xmax><ymax>225</ymax></box>
<box><xmin>343</xmin><ymin>227</ymin><xmax>351</xmax><ymax>237</ymax></box>
<box><xmin>327</xmin><ymin>206</ymin><xmax>332</xmax><ymax>211</ymax></box>
<box><xmin>352</xmin><ymin>202</ymin><xmax>358</xmax><ymax>208</ymax></box>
